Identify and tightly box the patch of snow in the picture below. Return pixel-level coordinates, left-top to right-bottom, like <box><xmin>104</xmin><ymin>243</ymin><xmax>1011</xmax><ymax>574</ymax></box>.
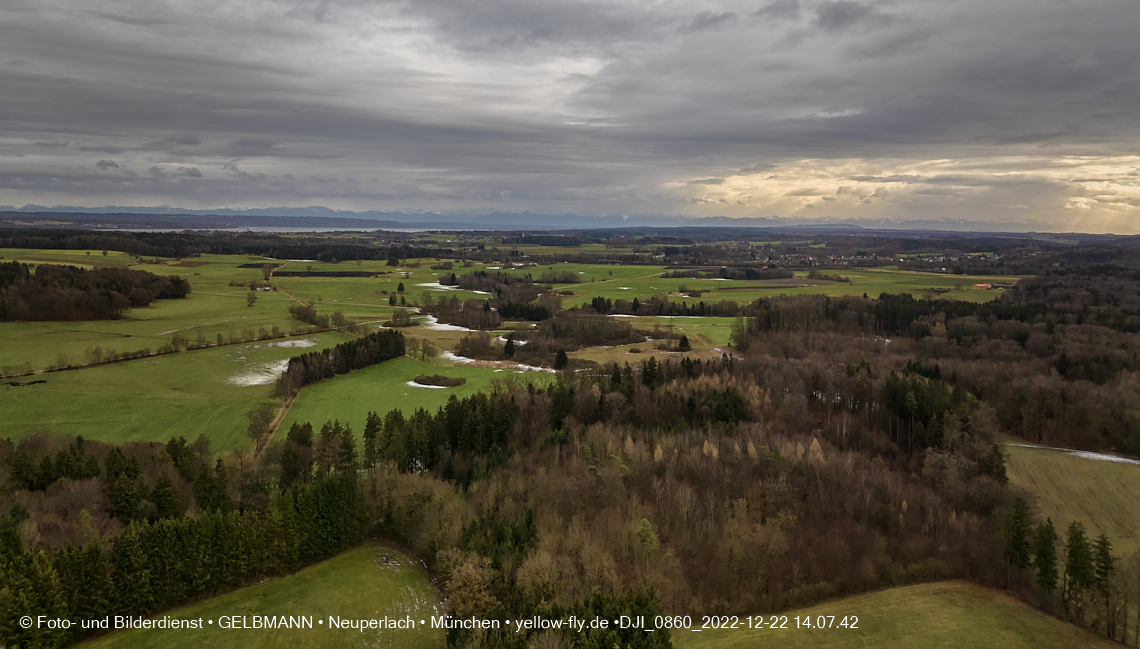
<box><xmin>1007</xmin><ymin>443</ymin><xmax>1140</xmax><ymax>466</ymax></box>
<box><xmin>441</xmin><ymin>351</ymin><xmax>475</xmax><ymax>364</ymax></box>
<box><xmin>225</xmin><ymin>359</ymin><xmax>289</xmax><ymax>386</ymax></box>
<box><xmin>416</xmin><ymin>281</ymin><xmax>459</xmax><ymax>290</ymax></box>
<box><xmin>495</xmin><ymin>336</ymin><xmax>527</xmax><ymax>345</ymax></box>
<box><xmin>422</xmin><ymin>315</ymin><xmax>473</xmax><ymax>332</ymax></box>
<box><xmin>267</xmin><ymin>338</ymin><xmax>318</xmax><ymax>349</ymax></box>
<box><xmin>485</xmin><ymin>266</ymin><xmax>501</xmax><ymax>270</ymax></box>
<box><xmin>406</xmin><ymin>380</ymin><xmax>448</xmax><ymax>389</ymax></box>
<box><xmin>510</xmin><ymin>363</ymin><xmax>555</xmax><ymax>373</ymax></box>
<box><xmin>472</xmin><ymin>290</ymin><xmax>490</xmax><ymax>295</ymax></box>
<box><xmin>617</xmin><ymin>286</ymin><xmax>632</xmax><ymax>290</ymax></box>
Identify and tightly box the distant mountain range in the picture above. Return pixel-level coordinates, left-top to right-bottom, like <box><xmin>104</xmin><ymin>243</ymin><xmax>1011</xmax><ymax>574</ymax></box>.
<box><xmin>0</xmin><ymin>204</ymin><xmax>1061</xmax><ymax>234</ymax></box>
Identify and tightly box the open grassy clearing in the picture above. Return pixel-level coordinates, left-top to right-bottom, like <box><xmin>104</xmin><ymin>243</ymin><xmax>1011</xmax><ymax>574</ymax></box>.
<box><xmin>0</xmin><ymin>251</ymin><xmax>314</xmax><ymax>371</ymax></box>
<box><xmin>76</xmin><ymin>544</ymin><xmax>443</xmax><ymax>649</ymax></box>
<box><xmin>276</xmin><ymin>355</ymin><xmax>550</xmax><ymax>439</ymax></box>
<box><xmin>1005</xmin><ymin>442</ymin><xmax>1140</xmax><ymax>559</ymax></box>
<box><xmin>0</xmin><ymin>247</ymin><xmax>137</xmax><ymax>268</ymax></box>
<box><xmin>0</xmin><ymin>292</ymin><xmax>316</xmax><ymax>372</ymax></box>
<box><xmin>0</xmin><ymin>251</ymin><xmax>1015</xmax><ymax>371</ymax></box>
<box><xmin>492</xmin><ymin>263</ymin><xmax>1017</xmax><ymax>309</ymax></box>
<box><xmin>674</xmin><ymin>580</ymin><xmax>1117</xmax><ymax>649</ymax></box>
<box><xmin>2</xmin><ymin>332</ymin><xmax>348</xmax><ymax>450</ymax></box>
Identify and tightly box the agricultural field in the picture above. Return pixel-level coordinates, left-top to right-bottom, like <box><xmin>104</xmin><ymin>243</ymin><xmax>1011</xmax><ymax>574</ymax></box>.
<box><xmin>1</xmin><ymin>332</ymin><xmax>349</xmax><ymax>450</ymax></box>
<box><xmin>276</xmin><ymin>355</ymin><xmax>551</xmax><ymax>439</ymax></box>
<box><xmin>76</xmin><ymin>544</ymin><xmax>443</xmax><ymax>649</ymax></box>
<box><xmin>1005</xmin><ymin>442</ymin><xmax>1140</xmax><ymax>559</ymax></box>
<box><xmin>0</xmin><ymin>250</ymin><xmax>308</xmax><ymax>372</ymax></box>
<box><xmin>674</xmin><ymin>581</ymin><xmax>1118</xmax><ymax>649</ymax></box>
<box><xmin>491</xmin><ymin>262</ymin><xmax>1018</xmax><ymax>309</ymax></box>
<box><xmin>1</xmin><ymin>247</ymin><xmax>1021</xmax><ymax>455</ymax></box>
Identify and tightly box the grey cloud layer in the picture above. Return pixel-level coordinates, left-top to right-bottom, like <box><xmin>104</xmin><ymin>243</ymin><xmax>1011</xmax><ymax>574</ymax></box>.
<box><xmin>0</xmin><ymin>0</ymin><xmax>1137</xmax><ymax>229</ymax></box>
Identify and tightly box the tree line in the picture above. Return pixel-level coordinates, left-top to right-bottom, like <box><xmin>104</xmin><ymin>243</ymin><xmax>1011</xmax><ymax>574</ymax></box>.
<box><xmin>275</xmin><ymin>329</ymin><xmax>405</xmax><ymax>396</ymax></box>
<box><xmin>0</xmin><ymin>262</ymin><xmax>190</xmax><ymax>321</ymax></box>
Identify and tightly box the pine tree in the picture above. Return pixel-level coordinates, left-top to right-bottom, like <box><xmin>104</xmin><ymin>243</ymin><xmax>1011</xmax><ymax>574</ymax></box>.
<box><xmin>337</xmin><ymin>425</ymin><xmax>357</xmax><ymax>474</ymax></box>
<box><xmin>1064</xmin><ymin>520</ymin><xmax>1095</xmax><ymax>622</ymax></box>
<box><xmin>151</xmin><ymin>473</ymin><xmax>181</xmax><ymax>519</ymax></box>
<box><xmin>677</xmin><ymin>334</ymin><xmax>691</xmax><ymax>352</ymax></box>
<box><xmin>554</xmin><ymin>349</ymin><xmax>569</xmax><ymax>370</ymax></box>
<box><xmin>1093</xmin><ymin>533</ymin><xmax>1116</xmax><ymax>636</ymax></box>
<box><xmin>1034</xmin><ymin>517</ymin><xmax>1058</xmax><ymax>594</ymax></box>
<box><xmin>1004</xmin><ymin>497</ymin><xmax>1032</xmax><ymax>588</ymax></box>
<box><xmin>363</xmin><ymin>411</ymin><xmax>381</xmax><ymax>471</ymax></box>
<box><xmin>504</xmin><ymin>336</ymin><xmax>515</xmax><ymax>358</ymax></box>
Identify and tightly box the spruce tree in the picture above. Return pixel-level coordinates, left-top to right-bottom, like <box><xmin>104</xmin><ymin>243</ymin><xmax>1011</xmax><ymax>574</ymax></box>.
<box><xmin>1064</xmin><ymin>520</ymin><xmax>1094</xmax><ymax>622</ymax></box>
<box><xmin>363</xmin><ymin>411</ymin><xmax>381</xmax><ymax>470</ymax></box>
<box><xmin>677</xmin><ymin>334</ymin><xmax>691</xmax><ymax>352</ymax></box>
<box><xmin>1003</xmin><ymin>497</ymin><xmax>1032</xmax><ymax>588</ymax></box>
<box><xmin>151</xmin><ymin>473</ymin><xmax>181</xmax><ymax>519</ymax></box>
<box><xmin>1034</xmin><ymin>517</ymin><xmax>1058</xmax><ymax>594</ymax></box>
<box><xmin>1093</xmin><ymin>532</ymin><xmax>1116</xmax><ymax>635</ymax></box>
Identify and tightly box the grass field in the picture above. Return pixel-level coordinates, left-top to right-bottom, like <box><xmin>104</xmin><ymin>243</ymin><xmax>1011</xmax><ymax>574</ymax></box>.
<box><xmin>493</xmin><ymin>263</ymin><xmax>1018</xmax><ymax>309</ymax></box>
<box><xmin>76</xmin><ymin>544</ymin><xmax>443</xmax><ymax>649</ymax></box>
<box><xmin>673</xmin><ymin>581</ymin><xmax>1117</xmax><ymax>649</ymax></box>
<box><xmin>1005</xmin><ymin>442</ymin><xmax>1140</xmax><ymax>559</ymax></box>
<box><xmin>1</xmin><ymin>333</ymin><xmax>348</xmax><ymax>450</ymax></box>
<box><xmin>276</xmin><ymin>355</ymin><xmax>550</xmax><ymax>439</ymax></box>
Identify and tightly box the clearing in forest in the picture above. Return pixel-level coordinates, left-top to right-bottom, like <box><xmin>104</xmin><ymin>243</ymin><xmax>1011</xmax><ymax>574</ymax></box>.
<box><xmin>674</xmin><ymin>580</ymin><xmax>1118</xmax><ymax>649</ymax></box>
<box><xmin>76</xmin><ymin>544</ymin><xmax>443</xmax><ymax>649</ymax></box>
<box><xmin>1005</xmin><ymin>442</ymin><xmax>1140</xmax><ymax>559</ymax></box>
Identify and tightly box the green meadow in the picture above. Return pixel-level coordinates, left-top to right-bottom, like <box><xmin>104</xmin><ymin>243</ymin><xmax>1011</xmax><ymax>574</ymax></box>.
<box><xmin>673</xmin><ymin>581</ymin><xmax>1118</xmax><ymax>649</ymax></box>
<box><xmin>1005</xmin><ymin>442</ymin><xmax>1140</xmax><ymax>559</ymax></box>
<box><xmin>76</xmin><ymin>544</ymin><xmax>443</xmax><ymax>649</ymax></box>
<box><xmin>493</xmin><ymin>262</ymin><xmax>1017</xmax><ymax>309</ymax></box>
<box><xmin>1</xmin><ymin>248</ymin><xmax>1020</xmax><ymax>456</ymax></box>
<box><xmin>276</xmin><ymin>355</ymin><xmax>551</xmax><ymax>438</ymax></box>
<box><xmin>1</xmin><ymin>333</ymin><xmax>348</xmax><ymax>451</ymax></box>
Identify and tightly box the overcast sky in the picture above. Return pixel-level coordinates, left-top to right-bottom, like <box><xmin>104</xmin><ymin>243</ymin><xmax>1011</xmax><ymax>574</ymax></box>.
<box><xmin>1</xmin><ymin>0</ymin><xmax>1137</xmax><ymax>231</ymax></box>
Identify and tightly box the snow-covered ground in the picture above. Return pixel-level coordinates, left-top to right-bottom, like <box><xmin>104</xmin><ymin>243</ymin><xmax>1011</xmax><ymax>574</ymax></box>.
<box><xmin>1007</xmin><ymin>443</ymin><xmax>1140</xmax><ymax>466</ymax></box>
<box><xmin>415</xmin><ymin>281</ymin><xmax>459</xmax><ymax>290</ymax></box>
<box><xmin>406</xmin><ymin>380</ymin><xmax>448</xmax><ymax>389</ymax></box>
<box><xmin>225</xmin><ymin>359</ymin><xmax>289</xmax><ymax>386</ymax></box>
<box><xmin>440</xmin><ymin>351</ymin><xmax>475</xmax><ymax>364</ymax></box>
<box><xmin>267</xmin><ymin>338</ymin><xmax>318</xmax><ymax>349</ymax></box>
<box><xmin>421</xmin><ymin>315</ymin><xmax>473</xmax><ymax>332</ymax></box>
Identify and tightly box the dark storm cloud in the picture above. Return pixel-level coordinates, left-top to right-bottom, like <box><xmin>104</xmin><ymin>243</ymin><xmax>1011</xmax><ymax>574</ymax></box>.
<box><xmin>95</xmin><ymin>159</ymin><xmax>118</xmax><ymax>169</ymax></box>
<box><xmin>0</xmin><ymin>0</ymin><xmax>1136</xmax><ymax>230</ymax></box>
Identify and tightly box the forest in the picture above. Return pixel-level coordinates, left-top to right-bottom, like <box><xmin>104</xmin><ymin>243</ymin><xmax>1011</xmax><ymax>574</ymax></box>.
<box><xmin>6</xmin><ymin>231</ymin><xmax>1140</xmax><ymax>648</ymax></box>
<box><xmin>0</xmin><ymin>262</ymin><xmax>190</xmax><ymax>321</ymax></box>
